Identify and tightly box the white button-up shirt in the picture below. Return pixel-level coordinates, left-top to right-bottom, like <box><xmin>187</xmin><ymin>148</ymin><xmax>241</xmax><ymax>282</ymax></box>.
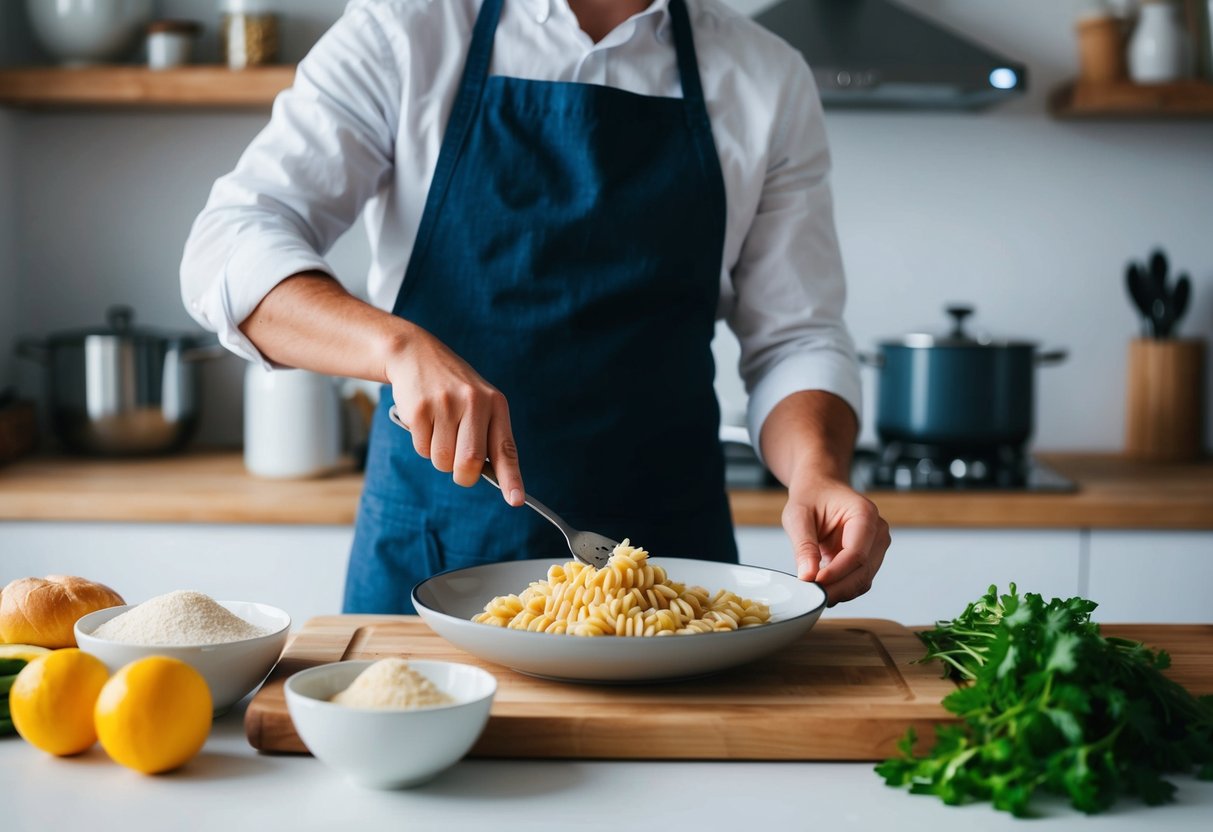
<box><xmin>181</xmin><ymin>0</ymin><xmax>860</xmax><ymax>448</ymax></box>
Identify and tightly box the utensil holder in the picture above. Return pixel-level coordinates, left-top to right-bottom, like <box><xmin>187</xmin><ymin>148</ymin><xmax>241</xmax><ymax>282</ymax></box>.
<box><xmin>1124</xmin><ymin>338</ymin><xmax>1206</xmax><ymax>461</ymax></box>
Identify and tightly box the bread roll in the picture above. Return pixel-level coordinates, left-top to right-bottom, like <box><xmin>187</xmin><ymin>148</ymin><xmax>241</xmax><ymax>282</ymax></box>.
<box><xmin>0</xmin><ymin>575</ymin><xmax>125</xmax><ymax>648</ymax></box>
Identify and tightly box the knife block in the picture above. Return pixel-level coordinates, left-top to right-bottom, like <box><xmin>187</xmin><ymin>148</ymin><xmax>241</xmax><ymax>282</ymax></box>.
<box><xmin>1124</xmin><ymin>338</ymin><xmax>1206</xmax><ymax>461</ymax></box>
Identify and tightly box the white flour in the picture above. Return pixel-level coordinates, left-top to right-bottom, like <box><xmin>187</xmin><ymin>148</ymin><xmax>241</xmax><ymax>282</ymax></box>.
<box><xmin>92</xmin><ymin>590</ymin><xmax>268</xmax><ymax>645</ymax></box>
<box><xmin>331</xmin><ymin>658</ymin><xmax>454</xmax><ymax>710</ymax></box>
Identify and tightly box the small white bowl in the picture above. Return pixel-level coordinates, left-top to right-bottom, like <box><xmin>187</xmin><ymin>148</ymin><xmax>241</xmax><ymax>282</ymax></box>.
<box><xmin>75</xmin><ymin>601</ymin><xmax>290</xmax><ymax>714</ymax></box>
<box><xmin>25</xmin><ymin>0</ymin><xmax>153</xmax><ymax>66</ymax></box>
<box><xmin>285</xmin><ymin>660</ymin><xmax>497</xmax><ymax>790</ymax></box>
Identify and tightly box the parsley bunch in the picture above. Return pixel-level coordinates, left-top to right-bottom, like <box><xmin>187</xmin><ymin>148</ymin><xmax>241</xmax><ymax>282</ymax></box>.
<box><xmin>876</xmin><ymin>584</ymin><xmax>1213</xmax><ymax>816</ymax></box>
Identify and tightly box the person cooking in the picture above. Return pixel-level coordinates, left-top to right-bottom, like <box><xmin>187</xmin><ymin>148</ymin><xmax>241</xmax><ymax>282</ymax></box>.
<box><xmin>181</xmin><ymin>0</ymin><xmax>890</xmax><ymax>614</ymax></box>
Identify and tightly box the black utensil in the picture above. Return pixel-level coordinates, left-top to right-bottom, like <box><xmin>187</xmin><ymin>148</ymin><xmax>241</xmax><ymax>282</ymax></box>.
<box><xmin>1147</xmin><ymin>249</ymin><xmax>1172</xmax><ymax>337</ymax></box>
<box><xmin>1125</xmin><ymin>263</ymin><xmax>1154</xmax><ymax>336</ymax></box>
<box><xmin>1148</xmin><ymin>249</ymin><xmax>1169</xmax><ymax>297</ymax></box>
<box><xmin>1170</xmin><ymin>274</ymin><xmax>1191</xmax><ymax>335</ymax></box>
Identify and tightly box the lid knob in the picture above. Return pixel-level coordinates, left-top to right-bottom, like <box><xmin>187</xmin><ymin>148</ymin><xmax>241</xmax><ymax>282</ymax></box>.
<box><xmin>107</xmin><ymin>305</ymin><xmax>134</xmax><ymax>334</ymax></box>
<box><xmin>945</xmin><ymin>305</ymin><xmax>975</xmax><ymax>339</ymax></box>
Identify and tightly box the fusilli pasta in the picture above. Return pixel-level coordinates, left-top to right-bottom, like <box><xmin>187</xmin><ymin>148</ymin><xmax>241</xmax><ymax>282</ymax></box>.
<box><xmin>471</xmin><ymin>540</ymin><xmax>772</xmax><ymax>636</ymax></box>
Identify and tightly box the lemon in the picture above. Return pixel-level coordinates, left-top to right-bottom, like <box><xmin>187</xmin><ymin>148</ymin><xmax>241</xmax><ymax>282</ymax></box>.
<box><xmin>95</xmin><ymin>656</ymin><xmax>212</xmax><ymax>774</ymax></box>
<box><xmin>9</xmin><ymin>648</ymin><xmax>110</xmax><ymax>756</ymax></box>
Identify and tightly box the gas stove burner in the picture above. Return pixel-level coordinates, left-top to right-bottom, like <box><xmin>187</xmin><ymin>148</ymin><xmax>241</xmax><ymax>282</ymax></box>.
<box><xmin>856</xmin><ymin>442</ymin><xmax>1077</xmax><ymax>492</ymax></box>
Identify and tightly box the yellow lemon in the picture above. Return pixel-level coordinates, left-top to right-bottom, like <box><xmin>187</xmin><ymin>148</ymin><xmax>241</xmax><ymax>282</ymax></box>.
<box><xmin>9</xmin><ymin>648</ymin><xmax>110</xmax><ymax>756</ymax></box>
<box><xmin>94</xmin><ymin>656</ymin><xmax>212</xmax><ymax>774</ymax></box>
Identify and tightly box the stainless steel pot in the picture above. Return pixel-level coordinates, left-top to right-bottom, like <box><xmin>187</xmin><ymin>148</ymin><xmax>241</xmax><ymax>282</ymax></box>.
<box><xmin>16</xmin><ymin>305</ymin><xmax>225</xmax><ymax>455</ymax></box>
<box><xmin>862</xmin><ymin>306</ymin><xmax>1067</xmax><ymax>451</ymax></box>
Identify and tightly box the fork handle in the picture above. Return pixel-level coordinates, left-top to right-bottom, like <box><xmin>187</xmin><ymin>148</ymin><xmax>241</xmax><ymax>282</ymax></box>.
<box><xmin>476</xmin><ymin>456</ymin><xmax>573</xmax><ymax>540</ymax></box>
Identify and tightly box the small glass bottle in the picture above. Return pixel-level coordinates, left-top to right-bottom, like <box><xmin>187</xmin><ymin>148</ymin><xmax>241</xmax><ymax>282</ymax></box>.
<box><xmin>219</xmin><ymin>0</ymin><xmax>279</xmax><ymax>70</ymax></box>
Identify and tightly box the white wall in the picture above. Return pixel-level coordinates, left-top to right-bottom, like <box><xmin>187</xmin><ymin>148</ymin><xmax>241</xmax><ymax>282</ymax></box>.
<box><xmin>3</xmin><ymin>0</ymin><xmax>1212</xmax><ymax>450</ymax></box>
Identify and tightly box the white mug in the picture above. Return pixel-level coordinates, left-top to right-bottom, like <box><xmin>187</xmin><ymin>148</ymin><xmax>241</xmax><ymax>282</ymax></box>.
<box><xmin>243</xmin><ymin>363</ymin><xmax>342</xmax><ymax>479</ymax></box>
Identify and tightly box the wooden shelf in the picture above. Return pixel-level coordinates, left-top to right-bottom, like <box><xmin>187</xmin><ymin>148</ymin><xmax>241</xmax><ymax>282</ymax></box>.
<box><xmin>1050</xmin><ymin>79</ymin><xmax>1213</xmax><ymax>119</ymax></box>
<box><xmin>0</xmin><ymin>65</ymin><xmax>295</xmax><ymax>109</ymax></box>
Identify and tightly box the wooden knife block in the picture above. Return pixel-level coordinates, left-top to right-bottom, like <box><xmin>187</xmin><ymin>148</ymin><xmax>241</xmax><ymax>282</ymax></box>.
<box><xmin>1124</xmin><ymin>338</ymin><xmax>1206</xmax><ymax>462</ymax></box>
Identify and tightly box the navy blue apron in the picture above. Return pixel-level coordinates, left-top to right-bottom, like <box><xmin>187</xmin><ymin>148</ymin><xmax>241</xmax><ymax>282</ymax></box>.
<box><xmin>344</xmin><ymin>0</ymin><xmax>737</xmax><ymax>614</ymax></box>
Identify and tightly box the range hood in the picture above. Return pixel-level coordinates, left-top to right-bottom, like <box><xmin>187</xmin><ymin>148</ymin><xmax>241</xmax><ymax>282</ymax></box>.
<box><xmin>753</xmin><ymin>0</ymin><xmax>1027</xmax><ymax>110</ymax></box>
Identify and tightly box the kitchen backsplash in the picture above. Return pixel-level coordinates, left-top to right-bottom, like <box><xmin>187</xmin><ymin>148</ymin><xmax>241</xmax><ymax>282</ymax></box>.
<box><xmin>1</xmin><ymin>0</ymin><xmax>1211</xmax><ymax>451</ymax></box>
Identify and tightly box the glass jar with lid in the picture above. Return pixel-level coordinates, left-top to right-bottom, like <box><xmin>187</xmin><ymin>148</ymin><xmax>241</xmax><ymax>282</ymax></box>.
<box><xmin>219</xmin><ymin>0</ymin><xmax>279</xmax><ymax>69</ymax></box>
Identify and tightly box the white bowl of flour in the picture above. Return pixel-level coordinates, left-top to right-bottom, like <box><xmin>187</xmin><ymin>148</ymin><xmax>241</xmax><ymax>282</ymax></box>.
<box><xmin>75</xmin><ymin>591</ymin><xmax>290</xmax><ymax>713</ymax></box>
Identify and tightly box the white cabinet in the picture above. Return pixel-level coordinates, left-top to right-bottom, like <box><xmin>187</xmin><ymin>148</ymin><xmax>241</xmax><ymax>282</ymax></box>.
<box><xmin>1087</xmin><ymin>531</ymin><xmax>1213</xmax><ymax>624</ymax></box>
<box><xmin>0</xmin><ymin>521</ymin><xmax>353</xmax><ymax>626</ymax></box>
<box><xmin>3</xmin><ymin>522</ymin><xmax>1207</xmax><ymax>628</ymax></box>
<box><xmin>736</xmin><ymin>526</ymin><xmax>1083</xmax><ymax>626</ymax></box>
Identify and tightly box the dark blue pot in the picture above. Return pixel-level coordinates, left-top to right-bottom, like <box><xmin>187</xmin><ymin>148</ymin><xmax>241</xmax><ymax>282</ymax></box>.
<box><xmin>874</xmin><ymin>343</ymin><xmax>1040</xmax><ymax>449</ymax></box>
<box><xmin>866</xmin><ymin>306</ymin><xmax>1068</xmax><ymax>451</ymax></box>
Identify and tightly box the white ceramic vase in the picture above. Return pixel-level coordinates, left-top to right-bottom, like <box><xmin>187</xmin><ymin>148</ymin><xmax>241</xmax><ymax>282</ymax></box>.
<box><xmin>25</xmin><ymin>0</ymin><xmax>154</xmax><ymax>66</ymax></box>
<box><xmin>1127</xmin><ymin>0</ymin><xmax>1190</xmax><ymax>84</ymax></box>
<box><xmin>243</xmin><ymin>363</ymin><xmax>343</xmax><ymax>480</ymax></box>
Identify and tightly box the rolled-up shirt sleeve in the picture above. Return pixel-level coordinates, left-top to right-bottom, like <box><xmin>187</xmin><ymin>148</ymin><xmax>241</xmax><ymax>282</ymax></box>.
<box><xmin>180</xmin><ymin>2</ymin><xmax>399</xmax><ymax>366</ymax></box>
<box><xmin>728</xmin><ymin>59</ymin><xmax>861</xmax><ymax>455</ymax></box>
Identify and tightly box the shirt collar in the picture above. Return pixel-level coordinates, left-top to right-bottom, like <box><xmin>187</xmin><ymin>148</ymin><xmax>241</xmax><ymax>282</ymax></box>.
<box><xmin>534</xmin><ymin>0</ymin><xmax>674</xmax><ymax>38</ymax></box>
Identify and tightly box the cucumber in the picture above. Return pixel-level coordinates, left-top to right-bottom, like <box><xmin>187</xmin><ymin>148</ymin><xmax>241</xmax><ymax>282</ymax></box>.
<box><xmin>0</xmin><ymin>673</ymin><xmax>16</xmax><ymax>696</ymax></box>
<box><xmin>0</xmin><ymin>697</ymin><xmax>8</xmax><ymax>720</ymax></box>
<box><xmin>0</xmin><ymin>659</ymin><xmax>27</xmax><ymax>676</ymax></box>
<box><xmin>0</xmin><ymin>716</ymin><xmax>13</xmax><ymax>736</ymax></box>
<box><xmin>0</xmin><ymin>645</ymin><xmax>50</xmax><ymax>666</ymax></box>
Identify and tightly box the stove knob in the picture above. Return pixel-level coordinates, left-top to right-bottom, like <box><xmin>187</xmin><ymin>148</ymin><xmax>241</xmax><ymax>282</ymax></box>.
<box><xmin>915</xmin><ymin>457</ymin><xmax>944</xmax><ymax>487</ymax></box>
<box><xmin>949</xmin><ymin>458</ymin><xmax>968</xmax><ymax>480</ymax></box>
<box><xmin>893</xmin><ymin>464</ymin><xmax>914</xmax><ymax>489</ymax></box>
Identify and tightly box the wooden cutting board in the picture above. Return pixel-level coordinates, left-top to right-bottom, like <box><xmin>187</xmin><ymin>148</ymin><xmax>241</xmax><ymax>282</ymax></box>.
<box><xmin>244</xmin><ymin>617</ymin><xmax>1213</xmax><ymax>761</ymax></box>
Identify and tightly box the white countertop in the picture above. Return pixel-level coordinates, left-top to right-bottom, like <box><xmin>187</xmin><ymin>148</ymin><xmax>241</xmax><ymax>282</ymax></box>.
<box><xmin>6</xmin><ymin>699</ymin><xmax>1213</xmax><ymax>832</ymax></box>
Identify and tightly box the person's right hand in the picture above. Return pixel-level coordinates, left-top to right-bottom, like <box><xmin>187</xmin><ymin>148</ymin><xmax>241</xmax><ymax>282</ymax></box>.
<box><xmin>385</xmin><ymin>328</ymin><xmax>524</xmax><ymax>507</ymax></box>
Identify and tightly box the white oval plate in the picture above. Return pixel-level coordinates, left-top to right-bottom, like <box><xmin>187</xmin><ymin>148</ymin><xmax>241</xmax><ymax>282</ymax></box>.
<box><xmin>413</xmin><ymin>558</ymin><xmax>827</xmax><ymax>683</ymax></box>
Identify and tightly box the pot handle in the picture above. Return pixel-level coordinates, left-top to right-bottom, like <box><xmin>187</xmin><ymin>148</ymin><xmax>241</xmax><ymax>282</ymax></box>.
<box><xmin>181</xmin><ymin>341</ymin><xmax>229</xmax><ymax>362</ymax></box>
<box><xmin>15</xmin><ymin>337</ymin><xmax>48</xmax><ymax>364</ymax></box>
<box><xmin>858</xmin><ymin>351</ymin><xmax>884</xmax><ymax>369</ymax></box>
<box><xmin>1036</xmin><ymin>348</ymin><xmax>1068</xmax><ymax>367</ymax></box>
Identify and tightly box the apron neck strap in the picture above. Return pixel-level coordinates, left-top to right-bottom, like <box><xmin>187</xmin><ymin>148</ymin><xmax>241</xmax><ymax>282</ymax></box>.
<box><xmin>464</xmin><ymin>0</ymin><xmax>707</xmax><ymax>107</ymax></box>
<box><xmin>462</xmin><ymin>0</ymin><xmax>506</xmax><ymax>103</ymax></box>
<box><xmin>667</xmin><ymin>0</ymin><xmax>706</xmax><ymax>106</ymax></box>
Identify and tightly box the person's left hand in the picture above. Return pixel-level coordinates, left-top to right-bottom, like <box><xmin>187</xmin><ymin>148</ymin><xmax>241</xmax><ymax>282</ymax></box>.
<box><xmin>781</xmin><ymin>475</ymin><xmax>890</xmax><ymax>606</ymax></box>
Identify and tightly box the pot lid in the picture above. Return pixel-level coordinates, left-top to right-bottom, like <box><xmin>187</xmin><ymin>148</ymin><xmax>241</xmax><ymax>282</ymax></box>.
<box><xmin>883</xmin><ymin>305</ymin><xmax>1039</xmax><ymax>349</ymax></box>
<box><xmin>45</xmin><ymin>306</ymin><xmax>205</xmax><ymax>346</ymax></box>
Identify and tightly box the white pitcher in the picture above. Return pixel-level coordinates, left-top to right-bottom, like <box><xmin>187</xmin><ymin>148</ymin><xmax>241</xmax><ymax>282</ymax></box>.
<box><xmin>243</xmin><ymin>363</ymin><xmax>342</xmax><ymax>479</ymax></box>
<box><xmin>1128</xmin><ymin>0</ymin><xmax>1191</xmax><ymax>84</ymax></box>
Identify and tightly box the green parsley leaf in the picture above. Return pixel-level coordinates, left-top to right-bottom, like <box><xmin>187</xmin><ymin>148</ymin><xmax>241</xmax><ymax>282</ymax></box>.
<box><xmin>877</xmin><ymin>584</ymin><xmax>1213</xmax><ymax>816</ymax></box>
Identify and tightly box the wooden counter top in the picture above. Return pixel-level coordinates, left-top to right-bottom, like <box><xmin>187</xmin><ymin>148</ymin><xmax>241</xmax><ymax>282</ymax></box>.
<box><xmin>0</xmin><ymin>452</ymin><xmax>1209</xmax><ymax>529</ymax></box>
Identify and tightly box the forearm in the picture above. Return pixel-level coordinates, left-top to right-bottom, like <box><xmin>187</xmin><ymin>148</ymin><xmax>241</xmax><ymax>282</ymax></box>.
<box><xmin>239</xmin><ymin>272</ymin><xmax>414</xmax><ymax>383</ymax></box>
<box><xmin>759</xmin><ymin>390</ymin><xmax>858</xmax><ymax>486</ymax></box>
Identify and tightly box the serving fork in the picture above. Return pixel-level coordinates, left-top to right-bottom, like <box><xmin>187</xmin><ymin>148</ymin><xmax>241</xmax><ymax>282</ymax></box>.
<box><xmin>388</xmin><ymin>405</ymin><xmax>616</xmax><ymax>568</ymax></box>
